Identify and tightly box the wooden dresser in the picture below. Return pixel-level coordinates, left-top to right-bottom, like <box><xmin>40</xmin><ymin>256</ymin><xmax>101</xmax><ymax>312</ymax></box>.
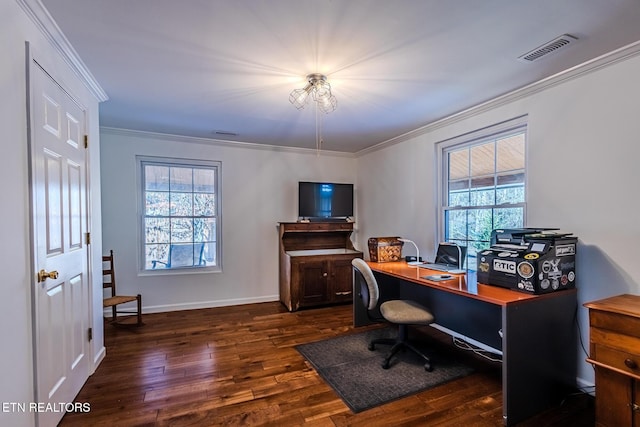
<box><xmin>278</xmin><ymin>222</ymin><xmax>362</xmax><ymax>312</ymax></box>
<box><xmin>585</xmin><ymin>294</ymin><xmax>640</xmax><ymax>426</ymax></box>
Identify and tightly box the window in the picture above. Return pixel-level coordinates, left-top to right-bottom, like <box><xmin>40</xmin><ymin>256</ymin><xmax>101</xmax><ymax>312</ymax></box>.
<box><xmin>438</xmin><ymin>119</ymin><xmax>526</xmax><ymax>270</ymax></box>
<box><xmin>138</xmin><ymin>157</ymin><xmax>221</xmax><ymax>272</ymax></box>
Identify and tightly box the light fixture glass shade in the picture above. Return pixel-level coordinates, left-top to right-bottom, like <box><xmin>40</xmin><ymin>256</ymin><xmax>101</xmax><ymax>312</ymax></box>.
<box><xmin>289</xmin><ymin>84</ymin><xmax>312</xmax><ymax>110</ymax></box>
<box><xmin>317</xmin><ymin>94</ymin><xmax>337</xmax><ymax>113</ymax></box>
<box><xmin>312</xmin><ymin>80</ymin><xmax>331</xmax><ymax>100</ymax></box>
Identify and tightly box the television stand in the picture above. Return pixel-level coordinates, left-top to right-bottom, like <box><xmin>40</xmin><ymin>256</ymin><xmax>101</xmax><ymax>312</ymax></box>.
<box><xmin>279</xmin><ymin>222</ymin><xmax>363</xmax><ymax>311</ymax></box>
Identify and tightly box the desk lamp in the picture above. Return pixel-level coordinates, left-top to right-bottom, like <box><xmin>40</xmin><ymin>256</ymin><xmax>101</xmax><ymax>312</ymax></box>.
<box><xmin>398</xmin><ymin>238</ymin><xmax>421</xmax><ymax>266</ymax></box>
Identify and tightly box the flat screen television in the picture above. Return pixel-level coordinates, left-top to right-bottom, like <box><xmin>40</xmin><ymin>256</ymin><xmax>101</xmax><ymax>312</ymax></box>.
<box><xmin>298</xmin><ymin>181</ymin><xmax>354</xmax><ymax>219</ymax></box>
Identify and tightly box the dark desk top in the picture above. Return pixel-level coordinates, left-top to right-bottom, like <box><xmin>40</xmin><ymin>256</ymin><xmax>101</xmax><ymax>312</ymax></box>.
<box><xmin>367</xmin><ymin>261</ymin><xmax>575</xmax><ymax>307</ymax></box>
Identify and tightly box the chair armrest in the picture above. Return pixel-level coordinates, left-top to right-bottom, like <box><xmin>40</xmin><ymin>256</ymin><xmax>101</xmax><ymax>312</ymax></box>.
<box><xmin>151</xmin><ymin>260</ymin><xmax>168</xmax><ymax>269</ymax></box>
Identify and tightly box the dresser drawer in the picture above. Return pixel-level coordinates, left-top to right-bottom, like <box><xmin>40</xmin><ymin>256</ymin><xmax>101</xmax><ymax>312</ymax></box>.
<box><xmin>590</xmin><ymin>309</ymin><xmax>640</xmax><ymax>339</ymax></box>
<box><xmin>593</xmin><ymin>344</ymin><xmax>640</xmax><ymax>377</ymax></box>
<box><xmin>590</xmin><ymin>327</ymin><xmax>640</xmax><ymax>355</ymax></box>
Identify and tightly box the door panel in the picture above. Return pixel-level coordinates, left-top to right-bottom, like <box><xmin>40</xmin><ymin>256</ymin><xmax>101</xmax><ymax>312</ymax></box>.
<box><xmin>30</xmin><ymin>59</ymin><xmax>90</xmax><ymax>427</ymax></box>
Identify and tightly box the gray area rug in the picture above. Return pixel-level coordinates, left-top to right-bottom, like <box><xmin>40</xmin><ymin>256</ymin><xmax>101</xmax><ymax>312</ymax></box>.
<box><xmin>296</xmin><ymin>328</ymin><xmax>474</xmax><ymax>413</ymax></box>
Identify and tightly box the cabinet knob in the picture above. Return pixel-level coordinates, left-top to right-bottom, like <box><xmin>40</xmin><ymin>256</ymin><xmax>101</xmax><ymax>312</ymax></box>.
<box><xmin>625</xmin><ymin>358</ymin><xmax>638</xmax><ymax>369</ymax></box>
<box><xmin>322</xmin><ymin>272</ymin><xmax>328</xmax><ymax>277</ymax></box>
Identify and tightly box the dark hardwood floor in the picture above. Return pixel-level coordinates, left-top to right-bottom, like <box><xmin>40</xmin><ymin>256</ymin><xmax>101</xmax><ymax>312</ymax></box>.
<box><xmin>60</xmin><ymin>302</ymin><xmax>594</xmax><ymax>426</ymax></box>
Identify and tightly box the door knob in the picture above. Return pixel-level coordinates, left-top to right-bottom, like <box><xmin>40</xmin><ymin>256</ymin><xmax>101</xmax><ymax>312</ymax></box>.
<box><xmin>38</xmin><ymin>269</ymin><xmax>59</xmax><ymax>282</ymax></box>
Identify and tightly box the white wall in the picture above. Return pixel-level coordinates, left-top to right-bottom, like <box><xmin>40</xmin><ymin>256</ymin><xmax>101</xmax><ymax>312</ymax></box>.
<box><xmin>100</xmin><ymin>130</ymin><xmax>358</xmax><ymax>311</ymax></box>
<box><xmin>1</xmin><ymin>1</ymin><xmax>104</xmax><ymax>426</ymax></box>
<box><xmin>356</xmin><ymin>51</ymin><xmax>640</xmax><ymax>388</ymax></box>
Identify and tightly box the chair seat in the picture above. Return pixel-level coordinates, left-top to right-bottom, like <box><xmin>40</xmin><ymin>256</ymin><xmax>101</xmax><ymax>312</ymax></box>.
<box><xmin>380</xmin><ymin>300</ymin><xmax>434</xmax><ymax>325</ymax></box>
<box><xmin>103</xmin><ymin>295</ymin><xmax>138</xmax><ymax>308</ymax></box>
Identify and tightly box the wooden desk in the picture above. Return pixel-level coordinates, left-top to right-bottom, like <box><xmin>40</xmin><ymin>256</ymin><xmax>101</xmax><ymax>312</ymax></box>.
<box><xmin>354</xmin><ymin>261</ymin><xmax>578</xmax><ymax>426</ymax></box>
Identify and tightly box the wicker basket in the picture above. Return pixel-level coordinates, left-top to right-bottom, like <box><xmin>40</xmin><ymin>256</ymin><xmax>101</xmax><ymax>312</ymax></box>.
<box><xmin>368</xmin><ymin>237</ymin><xmax>403</xmax><ymax>262</ymax></box>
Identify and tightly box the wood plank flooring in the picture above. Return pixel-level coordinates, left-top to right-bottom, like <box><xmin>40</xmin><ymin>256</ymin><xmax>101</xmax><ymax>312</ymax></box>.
<box><xmin>60</xmin><ymin>302</ymin><xmax>594</xmax><ymax>426</ymax></box>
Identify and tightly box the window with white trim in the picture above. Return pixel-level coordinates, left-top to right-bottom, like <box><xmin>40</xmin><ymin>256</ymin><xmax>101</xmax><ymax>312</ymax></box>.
<box><xmin>139</xmin><ymin>156</ymin><xmax>221</xmax><ymax>272</ymax></box>
<box><xmin>439</xmin><ymin>120</ymin><xmax>526</xmax><ymax>270</ymax></box>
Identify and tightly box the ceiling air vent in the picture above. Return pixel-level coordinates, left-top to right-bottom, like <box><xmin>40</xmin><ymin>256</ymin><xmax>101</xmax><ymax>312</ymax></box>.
<box><xmin>213</xmin><ymin>130</ymin><xmax>238</xmax><ymax>137</ymax></box>
<box><xmin>518</xmin><ymin>34</ymin><xmax>578</xmax><ymax>62</ymax></box>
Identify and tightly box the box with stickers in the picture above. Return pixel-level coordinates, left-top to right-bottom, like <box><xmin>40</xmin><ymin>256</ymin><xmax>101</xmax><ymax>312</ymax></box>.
<box><xmin>476</xmin><ymin>228</ymin><xmax>577</xmax><ymax>294</ymax></box>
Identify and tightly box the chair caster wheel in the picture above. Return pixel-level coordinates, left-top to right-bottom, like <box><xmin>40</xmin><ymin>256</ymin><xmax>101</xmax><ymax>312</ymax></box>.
<box><xmin>424</xmin><ymin>363</ymin><xmax>432</xmax><ymax>372</ymax></box>
<box><xmin>368</xmin><ymin>343</ymin><xmax>375</xmax><ymax>351</ymax></box>
<box><xmin>382</xmin><ymin>360</ymin><xmax>390</xmax><ymax>369</ymax></box>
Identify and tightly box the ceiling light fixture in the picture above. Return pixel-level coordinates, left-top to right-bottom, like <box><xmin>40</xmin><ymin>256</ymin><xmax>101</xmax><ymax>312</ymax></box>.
<box><xmin>289</xmin><ymin>73</ymin><xmax>337</xmax><ymax>154</ymax></box>
<box><xmin>289</xmin><ymin>73</ymin><xmax>337</xmax><ymax>114</ymax></box>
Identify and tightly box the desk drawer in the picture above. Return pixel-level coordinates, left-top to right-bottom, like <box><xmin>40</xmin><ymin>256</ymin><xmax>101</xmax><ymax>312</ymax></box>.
<box><xmin>593</xmin><ymin>344</ymin><xmax>640</xmax><ymax>377</ymax></box>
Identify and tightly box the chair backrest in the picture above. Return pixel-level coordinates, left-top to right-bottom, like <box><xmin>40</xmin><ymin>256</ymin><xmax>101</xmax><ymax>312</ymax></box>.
<box><xmin>351</xmin><ymin>258</ymin><xmax>380</xmax><ymax>311</ymax></box>
<box><xmin>434</xmin><ymin>242</ymin><xmax>467</xmax><ymax>268</ymax></box>
<box><xmin>168</xmin><ymin>243</ymin><xmax>205</xmax><ymax>268</ymax></box>
<box><xmin>103</xmin><ymin>249</ymin><xmax>116</xmax><ymax>297</ymax></box>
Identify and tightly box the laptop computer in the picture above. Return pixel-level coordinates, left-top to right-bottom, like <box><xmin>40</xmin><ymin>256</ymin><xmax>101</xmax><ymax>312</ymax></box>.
<box><xmin>419</xmin><ymin>242</ymin><xmax>467</xmax><ymax>274</ymax></box>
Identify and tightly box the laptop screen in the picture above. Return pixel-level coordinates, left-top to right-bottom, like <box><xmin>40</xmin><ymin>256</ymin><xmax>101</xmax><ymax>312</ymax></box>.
<box><xmin>434</xmin><ymin>243</ymin><xmax>466</xmax><ymax>268</ymax></box>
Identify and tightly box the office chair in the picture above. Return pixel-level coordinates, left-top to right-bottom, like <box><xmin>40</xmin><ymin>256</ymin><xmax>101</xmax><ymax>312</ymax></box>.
<box><xmin>352</xmin><ymin>258</ymin><xmax>434</xmax><ymax>371</ymax></box>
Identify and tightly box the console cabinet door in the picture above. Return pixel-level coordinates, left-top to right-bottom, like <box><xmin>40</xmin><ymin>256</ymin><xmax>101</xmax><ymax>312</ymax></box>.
<box><xmin>298</xmin><ymin>260</ymin><xmax>329</xmax><ymax>306</ymax></box>
<box><xmin>331</xmin><ymin>258</ymin><xmax>355</xmax><ymax>303</ymax></box>
<box><xmin>594</xmin><ymin>367</ymin><xmax>632</xmax><ymax>426</ymax></box>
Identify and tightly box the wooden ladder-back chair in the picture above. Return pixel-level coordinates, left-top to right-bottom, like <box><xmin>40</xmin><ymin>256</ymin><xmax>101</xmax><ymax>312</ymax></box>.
<box><xmin>103</xmin><ymin>250</ymin><xmax>143</xmax><ymax>327</ymax></box>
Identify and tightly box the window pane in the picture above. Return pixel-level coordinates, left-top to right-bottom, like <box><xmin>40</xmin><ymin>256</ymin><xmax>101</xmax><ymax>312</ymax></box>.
<box><xmin>194</xmin><ymin>193</ymin><xmax>216</xmax><ymax>216</ymax></box>
<box><xmin>470</xmin><ymin>143</ymin><xmax>495</xmax><ymax>176</ymax></box>
<box><xmin>469</xmin><ymin>177</ymin><xmax>495</xmax><ymax>206</ymax></box>
<box><xmin>170</xmin><ymin>192</ymin><xmax>193</xmax><ymax>216</ymax></box>
<box><xmin>145</xmin><ymin>165</ymin><xmax>170</xmax><ymax>191</ymax></box>
<box><xmin>497</xmin><ymin>134</ymin><xmax>525</xmax><ymax>172</ymax></box>
<box><xmin>145</xmin><ymin>218</ymin><xmax>170</xmax><ymax>244</ymax></box>
<box><xmin>448</xmin><ymin>150</ymin><xmax>469</xmax><ymax>180</ymax></box>
<box><xmin>194</xmin><ymin>218</ymin><xmax>216</xmax><ymax>242</ymax></box>
<box><xmin>494</xmin><ymin>207</ymin><xmax>524</xmax><ymax>229</ymax></box>
<box><xmin>446</xmin><ymin>210</ymin><xmax>468</xmax><ymax>241</ymax></box>
<box><xmin>449</xmin><ymin>190</ymin><xmax>469</xmax><ymax>207</ymax></box>
<box><xmin>170</xmin><ymin>167</ymin><xmax>193</xmax><ymax>192</ymax></box>
<box><xmin>194</xmin><ymin>168</ymin><xmax>215</xmax><ymax>193</ymax></box>
<box><xmin>146</xmin><ymin>243</ymin><xmax>169</xmax><ymax>269</ymax></box>
<box><xmin>468</xmin><ymin>208</ymin><xmax>493</xmax><ymax>243</ymax></box>
<box><xmin>204</xmin><ymin>241</ymin><xmax>217</xmax><ymax>264</ymax></box>
<box><xmin>170</xmin><ymin>218</ymin><xmax>193</xmax><ymax>243</ymax></box>
<box><xmin>145</xmin><ymin>191</ymin><xmax>169</xmax><ymax>216</ymax></box>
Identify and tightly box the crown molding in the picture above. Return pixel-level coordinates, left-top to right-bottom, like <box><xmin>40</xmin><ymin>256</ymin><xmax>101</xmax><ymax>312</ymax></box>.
<box><xmin>357</xmin><ymin>39</ymin><xmax>640</xmax><ymax>156</ymax></box>
<box><xmin>100</xmin><ymin>127</ymin><xmax>356</xmax><ymax>158</ymax></box>
<box><xmin>17</xmin><ymin>0</ymin><xmax>108</xmax><ymax>102</ymax></box>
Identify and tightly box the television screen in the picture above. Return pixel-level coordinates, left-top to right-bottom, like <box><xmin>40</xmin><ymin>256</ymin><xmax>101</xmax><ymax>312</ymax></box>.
<box><xmin>298</xmin><ymin>182</ymin><xmax>354</xmax><ymax>219</ymax></box>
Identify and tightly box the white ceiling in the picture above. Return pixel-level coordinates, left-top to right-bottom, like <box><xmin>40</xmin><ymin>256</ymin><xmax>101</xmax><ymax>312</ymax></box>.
<box><xmin>41</xmin><ymin>0</ymin><xmax>640</xmax><ymax>153</ymax></box>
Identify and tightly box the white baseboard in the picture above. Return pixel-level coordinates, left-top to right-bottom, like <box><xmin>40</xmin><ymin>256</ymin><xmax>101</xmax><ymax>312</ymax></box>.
<box><xmin>92</xmin><ymin>345</ymin><xmax>106</xmax><ymax>371</ymax></box>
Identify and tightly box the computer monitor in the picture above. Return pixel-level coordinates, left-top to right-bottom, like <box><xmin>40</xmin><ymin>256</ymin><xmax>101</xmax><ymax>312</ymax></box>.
<box><xmin>434</xmin><ymin>242</ymin><xmax>467</xmax><ymax>269</ymax></box>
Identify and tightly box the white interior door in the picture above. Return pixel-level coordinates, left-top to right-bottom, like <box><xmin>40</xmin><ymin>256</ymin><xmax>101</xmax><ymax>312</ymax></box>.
<box><xmin>30</xmin><ymin>59</ymin><xmax>91</xmax><ymax>427</ymax></box>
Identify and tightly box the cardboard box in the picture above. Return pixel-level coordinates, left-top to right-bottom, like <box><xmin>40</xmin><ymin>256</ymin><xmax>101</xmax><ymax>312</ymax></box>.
<box><xmin>368</xmin><ymin>237</ymin><xmax>403</xmax><ymax>262</ymax></box>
